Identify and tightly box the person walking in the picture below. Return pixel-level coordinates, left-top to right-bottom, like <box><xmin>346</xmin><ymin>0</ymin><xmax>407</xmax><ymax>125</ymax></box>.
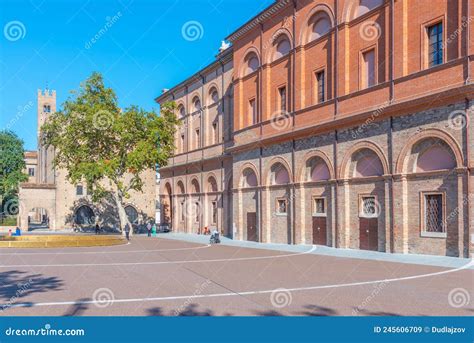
<box><xmin>124</xmin><ymin>223</ymin><xmax>130</xmax><ymax>241</ymax></box>
<box><xmin>95</xmin><ymin>223</ymin><xmax>100</xmax><ymax>235</ymax></box>
<box><xmin>151</xmin><ymin>223</ymin><xmax>157</xmax><ymax>237</ymax></box>
<box><xmin>147</xmin><ymin>222</ymin><xmax>152</xmax><ymax>237</ymax></box>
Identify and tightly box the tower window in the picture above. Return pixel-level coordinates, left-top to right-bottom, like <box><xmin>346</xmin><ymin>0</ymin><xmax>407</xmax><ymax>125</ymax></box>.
<box><xmin>76</xmin><ymin>185</ymin><xmax>84</xmax><ymax>196</ymax></box>
<box><xmin>361</xmin><ymin>49</ymin><xmax>376</xmax><ymax>89</ymax></box>
<box><xmin>43</xmin><ymin>105</ymin><xmax>51</xmax><ymax>113</ymax></box>
<box><xmin>28</xmin><ymin>168</ymin><xmax>35</xmax><ymax>177</ymax></box>
<box><xmin>427</xmin><ymin>22</ymin><xmax>443</xmax><ymax>67</ymax></box>
<box><xmin>316</xmin><ymin>70</ymin><xmax>325</xmax><ymax>103</ymax></box>
<box><xmin>278</xmin><ymin>86</ymin><xmax>287</xmax><ymax>112</ymax></box>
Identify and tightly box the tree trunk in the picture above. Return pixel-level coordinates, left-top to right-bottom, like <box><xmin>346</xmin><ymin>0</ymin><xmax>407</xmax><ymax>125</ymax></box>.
<box><xmin>112</xmin><ymin>191</ymin><xmax>133</xmax><ymax>237</ymax></box>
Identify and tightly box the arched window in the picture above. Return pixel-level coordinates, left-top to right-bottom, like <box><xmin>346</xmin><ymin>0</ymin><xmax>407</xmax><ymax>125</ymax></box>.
<box><xmin>353</xmin><ymin>149</ymin><xmax>384</xmax><ymax>177</ymax></box>
<box><xmin>307</xmin><ymin>158</ymin><xmax>331</xmax><ymax>182</ymax></box>
<box><xmin>177</xmin><ymin>181</ymin><xmax>185</xmax><ymax>194</ymax></box>
<box><xmin>274</xmin><ymin>37</ymin><xmax>291</xmax><ymax>61</ymax></box>
<box><xmin>43</xmin><ymin>104</ymin><xmax>51</xmax><ymax>113</ymax></box>
<box><xmin>271</xmin><ymin>163</ymin><xmax>290</xmax><ymax>185</ymax></box>
<box><xmin>191</xmin><ymin>179</ymin><xmax>200</xmax><ymax>193</ymax></box>
<box><xmin>244</xmin><ymin>53</ymin><xmax>260</xmax><ymax>76</ymax></box>
<box><xmin>417</xmin><ymin>146</ymin><xmax>456</xmax><ymax>172</ymax></box>
<box><xmin>125</xmin><ymin>205</ymin><xmax>139</xmax><ymax>224</ymax></box>
<box><xmin>311</xmin><ymin>16</ymin><xmax>331</xmax><ymax>41</ymax></box>
<box><xmin>209</xmin><ymin>88</ymin><xmax>219</xmax><ymax>105</ymax></box>
<box><xmin>208</xmin><ymin>176</ymin><xmax>218</xmax><ymax>192</ymax></box>
<box><xmin>192</xmin><ymin>97</ymin><xmax>201</xmax><ymax>112</ymax></box>
<box><xmin>74</xmin><ymin>205</ymin><xmax>95</xmax><ymax>225</ymax></box>
<box><xmin>178</xmin><ymin>105</ymin><xmax>185</xmax><ymax>118</ymax></box>
<box><xmin>242</xmin><ymin>168</ymin><xmax>258</xmax><ymax>188</ymax></box>
<box><xmin>356</xmin><ymin>0</ymin><xmax>383</xmax><ymax>18</ymax></box>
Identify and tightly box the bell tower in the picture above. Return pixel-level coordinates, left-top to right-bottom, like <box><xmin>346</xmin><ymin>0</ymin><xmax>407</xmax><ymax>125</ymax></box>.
<box><xmin>37</xmin><ymin>88</ymin><xmax>56</xmax><ymax>184</ymax></box>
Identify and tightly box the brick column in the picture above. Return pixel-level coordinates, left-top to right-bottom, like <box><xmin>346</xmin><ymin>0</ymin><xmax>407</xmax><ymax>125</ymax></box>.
<box><xmin>331</xmin><ymin>181</ymin><xmax>337</xmax><ymax>248</ymax></box>
<box><xmin>262</xmin><ymin>186</ymin><xmax>271</xmax><ymax>243</ymax></box>
<box><xmin>338</xmin><ymin>179</ymin><xmax>350</xmax><ymax>248</ymax></box>
<box><xmin>237</xmin><ymin>189</ymin><xmax>243</xmax><ymax>240</ymax></box>
<box><xmin>457</xmin><ymin>171</ymin><xmax>466</xmax><ymax>257</ymax></box>
<box><xmin>296</xmin><ymin>183</ymin><xmax>306</xmax><ymax>244</ymax></box>
<box><xmin>384</xmin><ymin>176</ymin><xmax>392</xmax><ymax>253</ymax></box>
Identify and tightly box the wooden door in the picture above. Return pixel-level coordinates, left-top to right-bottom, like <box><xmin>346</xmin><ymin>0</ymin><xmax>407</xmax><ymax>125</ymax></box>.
<box><xmin>247</xmin><ymin>212</ymin><xmax>258</xmax><ymax>242</ymax></box>
<box><xmin>312</xmin><ymin>217</ymin><xmax>327</xmax><ymax>246</ymax></box>
<box><xmin>359</xmin><ymin>218</ymin><xmax>378</xmax><ymax>251</ymax></box>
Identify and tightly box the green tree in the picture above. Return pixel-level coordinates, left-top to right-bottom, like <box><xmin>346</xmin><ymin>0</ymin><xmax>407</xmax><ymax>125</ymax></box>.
<box><xmin>0</xmin><ymin>130</ymin><xmax>28</xmax><ymax>217</ymax></box>
<box><xmin>41</xmin><ymin>72</ymin><xmax>178</xmax><ymax>234</ymax></box>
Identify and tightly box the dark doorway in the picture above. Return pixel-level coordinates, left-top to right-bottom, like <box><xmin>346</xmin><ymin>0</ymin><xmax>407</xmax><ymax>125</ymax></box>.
<box><xmin>247</xmin><ymin>212</ymin><xmax>258</xmax><ymax>242</ymax></box>
<box><xmin>312</xmin><ymin>216</ymin><xmax>327</xmax><ymax>246</ymax></box>
<box><xmin>359</xmin><ymin>218</ymin><xmax>378</xmax><ymax>251</ymax></box>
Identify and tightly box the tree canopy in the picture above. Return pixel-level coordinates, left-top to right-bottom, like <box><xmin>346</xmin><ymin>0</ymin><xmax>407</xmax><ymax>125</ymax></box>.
<box><xmin>0</xmin><ymin>130</ymin><xmax>28</xmax><ymax>215</ymax></box>
<box><xmin>41</xmin><ymin>72</ymin><xmax>178</xmax><ymax>232</ymax></box>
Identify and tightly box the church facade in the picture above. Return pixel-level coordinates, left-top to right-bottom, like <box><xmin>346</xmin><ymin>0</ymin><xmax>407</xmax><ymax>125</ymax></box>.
<box><xmin>158</xmin><ymin>0</ymin><xmax>473</xmax><ymax>258</ymax></box>
<box><xmin>18</xmin><ymin>89</ymin><xmax>156</xmax><ymax>232</ymax></box>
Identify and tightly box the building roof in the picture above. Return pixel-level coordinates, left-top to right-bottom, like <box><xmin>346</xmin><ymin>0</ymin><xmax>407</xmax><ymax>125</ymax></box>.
<box><xmin>155</xmin><ymin>46</ymin><xmax>233</xmax><ymax>105</ymax></box>
<box><xmin>225</xmin><ymin>0</ymin><xmax>290</xmax><ymax>42</ymax></box>
<box><xmin>24</xmin><ymin>151</ymin><xmax>38</xmax><ymax>158</ymax></box>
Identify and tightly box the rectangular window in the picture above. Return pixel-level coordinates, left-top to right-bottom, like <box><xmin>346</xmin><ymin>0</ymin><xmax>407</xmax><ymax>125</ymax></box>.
<box><xmin>360</xmin><ymin>196</ymin><xmax>378</xmax><ymax>218</ymax></box>
<box><xmin>276</xmin><ymin>198</ymin><xmax>288</xmax><ymax>215</ymax></box>
<box><xmin>76</xmin><ymin>185</ymin><xmax>83</xmax><ymax>196</ymax></box>
<box><xmin>211</xmin><ymin>201</ymin><xmax>218</xmax><ymax>225</ymax></box>
<box><xmin>362</xmin><ymin>49</ymin><xmax>376</xmax><ymax>89</ymax></box>
<box><xmin>195</xmin><ymin>128</ymin><xmax>200</xmax><ymax>149</ymax></box>
<box><xmin>316</xmin><ymin>70</ymin><xmax>325</xmax><ymax>103</ymax></box>
<box><xmin>313</xmin><ymin>197</ymin><xmax>326</xmax><ymax>216</ymax></box>
<box><xmin>278</xmin><ymin>86</ymin><xmax>287</xmax><ymax>112</ymax></box>
<box><xmin>180</xmin><ymin>201</ymin><xmax>185</xmax><ymax>222</ymax></box>
<box><xmin>28</xmin><ymin>168</ymin><xmax>35</xmax><ymax>177</ymax></box>
<box><xmin>428</xmin><ymin>22</ymin><xmax>443</xmax><ymax>67</ymax></box>
<box><xmin>424</xmin><ymin>194</ymin><xmax>444</xmax><ymax>233</ymax></box>
<box><xmin>249</xmin><ymin>98</ymin><xmax>257</xmax><ymax>125</ymax></box>
<box><xmin>212</xmin><ymin>122</ymin><xmax>218</xmax><ymax>144</ymax></box>
<box><xmin>180</xmin><ymin>134</ymin><xmax>185</xmax><ymax>153</ymax></box>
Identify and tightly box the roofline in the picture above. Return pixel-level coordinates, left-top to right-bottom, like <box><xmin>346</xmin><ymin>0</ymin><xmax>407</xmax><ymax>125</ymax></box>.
<box><xmin>225</xmin><ymin>0</ymin><xmax>291</xmax><ymax>43</ymax></box>
<box><xmin>155</xmin><ymin>47</ymin><xmax>233</xmax><ymax>104</ymax></box>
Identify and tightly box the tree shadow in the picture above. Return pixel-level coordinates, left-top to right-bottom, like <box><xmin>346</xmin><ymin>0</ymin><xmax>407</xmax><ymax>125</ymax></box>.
<box><xmin>62</xmin><ymin>298</ymin><xmax>91</xmax><ymax>316</ymax></box>
<box><xmin>147</xmin><ymin>304</ymin><xmax>215</xmax><ymax>316</ymax></box>
<box><xmin>353</xmin><ymin>307</ymin><xmax>402</xmax><ymax>316</ymax></box>
<box><xmin>295</xmin><ymin>304</ymin><xmax>338</xmax><ymax>316</ymax></box>
<box><xmin>0</xmin><ymin>270</ymin><xmax>64</xmax><ymax>312</ymax></box>
<box><xmin>252</xmin><ymin>309</ymin><xmax>284</xmax><ymax>316</ymax></box>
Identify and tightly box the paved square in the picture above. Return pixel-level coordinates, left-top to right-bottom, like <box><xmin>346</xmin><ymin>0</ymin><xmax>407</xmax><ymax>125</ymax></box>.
<box><xmin>0</xmin><ymin>237</ymin><xmax>472</xmax><ymax>316</ymax></box>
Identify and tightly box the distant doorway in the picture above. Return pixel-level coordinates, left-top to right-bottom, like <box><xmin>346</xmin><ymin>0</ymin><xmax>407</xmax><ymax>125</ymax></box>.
<box><xmin>247</xmin><ymin>212</ymin><xmax>258</xmax><ymax>242</ymax></box>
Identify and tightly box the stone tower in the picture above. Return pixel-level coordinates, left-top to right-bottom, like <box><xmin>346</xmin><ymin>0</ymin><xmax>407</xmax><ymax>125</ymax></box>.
<box><xmin>37</xmin><ymin>89</ymin><xmax>56</xmax><ymax>184</ymax></box>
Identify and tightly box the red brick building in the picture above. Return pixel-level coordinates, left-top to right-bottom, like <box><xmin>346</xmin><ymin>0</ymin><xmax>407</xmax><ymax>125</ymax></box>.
<box><xmin>159</xmin><ymin>0</ymin><xmax>473</xmax><ymax>258</ymax></box>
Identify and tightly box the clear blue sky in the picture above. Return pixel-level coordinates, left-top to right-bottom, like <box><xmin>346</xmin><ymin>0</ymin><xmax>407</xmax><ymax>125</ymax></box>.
<box><xmin>0</xmin><ymin>0</ymin><xmax>273</xmax><ymax>150</ymax></box>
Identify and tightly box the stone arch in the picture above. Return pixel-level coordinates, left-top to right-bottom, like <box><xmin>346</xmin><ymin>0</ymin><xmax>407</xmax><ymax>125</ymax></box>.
<box><xmin>342</xmin><ymin>0</ymin><xmax>385</xmax><ymax>22</ymax></box>
<box><xmin>238</xmin><ymin>162</ymin><xmax>259</xmax><ymax>189</ymax></box>
<box><xmin>124</xmin><ymin>204</ymin><xmax>139</xmax><ymax>225</ymax></box>
<box><xmin>264</xmin><ymin>157</ymin><xmax>293</xmax><ymax>186</ymax></box>
<box><xmin>190</xmin><ymin>94</ymin><xmax>202</xmax><ymax>113</ymax></box>
<box><xmin>340</xmin><ymin>141</ymin><xmax>389</xmax><ymax>179</ymax></box>
<box><xmin>176</xmin><ymin>179</ymin><xmax>185</xmax><ymax>195</ymax></box>
<box><xmin>74</xmin><ymin>204</ymin><xmax>96</xmax><ymax>226</ymax></box>
<box><xmin>240</xmin><ymin>47</ymin><xmax>261</xmax><ymax>78</ymax></box>
<box><xmin>299</xmin><ymin>4</ymin><xmax>335</xmax><ymax>45</ymax></box>
<box><xmin>266</xmin><ymin>28</ymin><xmax>293</xmax><ymax>64</ymax></box>
<box><xmin>206</xmin><ymin>173</ymin><xmax>219</xmax><ymax>192</ymax></box>
<box><xmin>189</xmin><ymin>177</ymin><xmax>201</xmax><ymax>194</ymax></box>
<box><xmin>298</xmin><ymin>150</ymin><xmax>335</xmax><ymax>182</ymax></box>
<box><xmin>206</xmin><ymin>83</ymin><xmax>220</xmax><ymax>105</ymax></box>
<box><xmin>18</xmin><ymin>186</ymin><xmax>56</xmax><ymax>230</ymax></box>
<box><xmin>396</xmin><ymin>129</ymin><xmax>463</xmax><ymax>175</ymax></box>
